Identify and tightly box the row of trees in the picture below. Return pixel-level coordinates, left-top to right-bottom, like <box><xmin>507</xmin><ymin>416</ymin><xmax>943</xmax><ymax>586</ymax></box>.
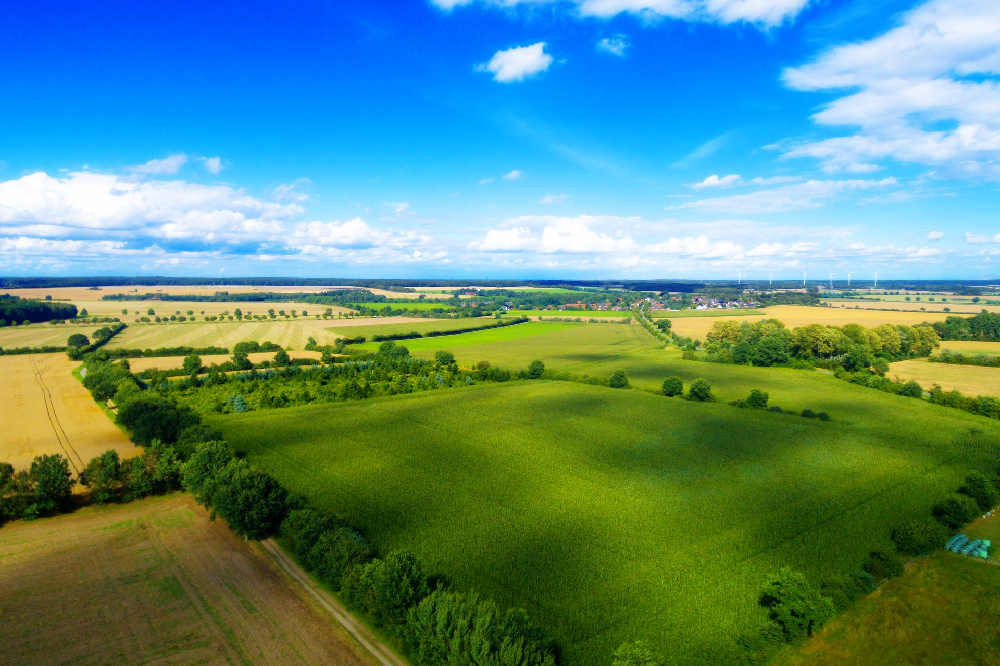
<box><xmin>0</xmin><ymin>294</ymin><xmax>78</xmax><ymax>325</ymax></box>
<box><xmin>933</xmin><ymin>312</ymin><xmax>1000</xmax><ymax>341</ymax></box>
<box><xmin>0</xmin><ymin>455</ymin><xmax>74</xmax><ymax>523</ymax></box>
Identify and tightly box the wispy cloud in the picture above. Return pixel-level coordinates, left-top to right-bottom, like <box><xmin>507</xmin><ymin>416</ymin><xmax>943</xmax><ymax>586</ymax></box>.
<box><xmin>596</xmin><ymin>34</ymin><xmax>629</xmax><ymax>57</ymax></box>
<box><xmin>671</xmin><ymin>178</ymin><xmax>898</xmax><ymax>214</ymax></box>
<box><xmin>502</xmin><ymin>169</ymin><xmax>522</xmax><ymax>181</ymax></box>
<box><xmin>689</xmin><ymin>174</ymin><xmax>741</xmax><ymax>189</ymax></box>
<box><xmin>127</xmin><ymin>154</ymin><xmax>188</xmax><ymax>175</ymax></box>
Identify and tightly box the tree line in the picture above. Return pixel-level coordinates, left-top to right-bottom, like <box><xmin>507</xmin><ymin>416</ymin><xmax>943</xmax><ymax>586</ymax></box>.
<box><xmin>0</xmin><ymin>294</ymin><xmax>78</xmax><ymax>325</ymax></box>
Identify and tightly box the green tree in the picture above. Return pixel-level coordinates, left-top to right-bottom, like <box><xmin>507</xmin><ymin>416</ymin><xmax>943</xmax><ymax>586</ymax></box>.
<box><xmin>182</xmin><ymin>353</ymin><xmax>202</xmax><ymax>375</ymax></box>
<box><xmin>612</xmin><ymin>641</ymin><xmax>658</xmax><ymax>666</ymax></box>
<box><xmin>609</xmin><ymin>370</ymin><xmax>629</xmax><ymax>388</ymax></box>
<box><xmin>147</xmin><ymin>308</ymin><xmax>155</xmax><ymax>316</ymax></box>
<box><xmin>29</xmin><ymin>454</ymin><xmax>73</xmax><ymax>514</ymax></box>
<box><xmin>344</xmin><ymin>551</ymin><xmax>429</xmax><ymax>629</ymax></box>
<box><xmin>746</xmin><ymin>389</ymin><xmax>769</xmax><ymax>409</ymax></box>
<box><xmin>688</xmin><ymin>378</ymin><xmax>712</xmax><ymax>402</ymax></box>
<box><xmin>863</xmin><ymin>549</ymin><xmax>904</xmax><ymax>581</ymax></box>
<box><xmin>435</xmin><ymin>350</ymin><xmax>456</xmax><ymax>366</ymax></box>
<box><xmin>116</xmin><ymin>396</ymin><xmax>199</xmax><ymax>446</ymax></box>
<box><xmin>123</xmin><ymin>456</ymin><xmax>155</xmax><ymax>502</ymax></box>
<box><xmin>662</xmin><ymin>376</ymin><xmax>683</xmax><ymax>397</ymax></box>
<box><xmin>234</xmin><ymin>308</ymin><xmax>243</xmax><ymax>320</ymax></box>
<box><xmin>759</xmin><ymin>567</ymin><xmax>835</xmax><ymax>641</ymax></box>
<box><xmin>891</xmin><ymin>518</ymin><xmax>948</xmax><ymax>555</ymax></box>
<box><xmin>80</xmin><ymin>450</ymin><xmax>122</xmax><ymax>504</ymax></box>
<box><xmin>273</xmin><ymin>349</ymin><xmax>291</xmax><ymax>367</ymax></box>
<box><xmin>752</xmin><ymin>334</ymin><xmax>790</xmax><ymax>366</ymax></box>
<box><xmin>67</xmin><ymin>333</ymin><xmax>90</xmax><ymax>347</ymax></box>
<box><xmin>232</xmin><ymin>351</ymin><xmax>253</xmax><ymax>370</ymax></box>
<box><xmin>181</xmin><ymin>441</ymin><xmax>235</xmax><ymax>508</ymax></box>
<box><xmin>872</xmin><ymin>357</ymin><xmax>890</xmax><ymax>376</ymax></box>
<box><xmin>960</xmin><ymin>471</ymin><xmax>999</xmax><ymax>512</ymax></box>
<box><xmin>527</xmin><ymin>359</ymin><xmax>545</xmax><ymax>379</ymax></box>
<box><xmin>933</xmin><ymin>493</ymin><xmax>980</xmax><ymax>528</ymax></box>
<box><xmin>210</xmin><ymin>459</ymin><xmax>288</xmax><ymax>539</ymax></box>
<box><xmin>307</xmin><ymin>526</ymin><xmax>373</xmax><ymax>590</ymax></box>
<box><xmin>898</xmin><ymin>380</ymin><xmax>923</xmax><ymax>398</ymax></box>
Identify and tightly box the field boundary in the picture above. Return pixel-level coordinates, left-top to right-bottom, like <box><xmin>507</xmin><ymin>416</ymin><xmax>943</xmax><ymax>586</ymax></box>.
<box><xmin>260</xmin><ymin>538</ymin><xmax>409</xmax><ymax>666</ymax></box>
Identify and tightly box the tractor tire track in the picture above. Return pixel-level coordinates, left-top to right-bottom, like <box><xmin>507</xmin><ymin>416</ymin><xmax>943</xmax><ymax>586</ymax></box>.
<box><xmin>28</xmin><ymin>355</ymin><xmax>85</xmax><ymax>474</ymax></box>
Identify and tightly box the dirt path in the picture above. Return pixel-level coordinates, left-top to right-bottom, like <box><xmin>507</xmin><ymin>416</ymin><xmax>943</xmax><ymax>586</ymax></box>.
<box><xmin>260</xmin><ymin>538</ymin><xmax>410</xmax><ymax>666</ymax></box>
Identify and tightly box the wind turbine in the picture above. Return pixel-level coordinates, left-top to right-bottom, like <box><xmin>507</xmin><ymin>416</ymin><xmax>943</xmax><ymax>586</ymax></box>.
<box><xmin>829</xmin><ymin>272</ymin><xmax>834</xmax><ymax>290</ymax></box>
<box><xmin>874</xmin><ymin>271</ymin><xmax>878</xmax><ymax>289</ymax></box>
<box><xmin>737</xmin><ymin>270</ymin><xmax>741</xmax><ymax>285</ymax></box>
<box><xmin>802</xmin><ymin>271</ymin><xmax>807</xmax><ymax>287</ymax></box>
<box><xmin>847</xmin><ymin>271</ymin><xmax>852</xmax><ymax>288</ymax></box>
<box><xmin>769</xmin><ymin>271</ymin><xmax>773</xmax><ymax>285</ymax></box>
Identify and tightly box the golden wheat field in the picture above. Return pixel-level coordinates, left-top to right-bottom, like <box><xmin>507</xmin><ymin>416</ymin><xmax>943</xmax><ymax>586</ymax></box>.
<box><xmin>125</xmin><ymin>350</ymin><xmax>325</xmax><ymax>373</ymax></box>
<box><xmin>937</xmin><ymin>341</ymin><xmax>1000</xmax><ymax>356</ymax></box>
<box><xmin>0</xmin><ymin>354</ymin><xmax>136</xmax><ymax>473</ymax></box>
<box><xmin>0</xmin><ymin>324</ymin><xmax>97</xmax><ymax>349</ymax></box>
<box><xmin>823</xmin><ymin>298</ymin><xmax>1000</xmax><ymax>315</ymax></box>
<box><xmin>888</xmin><ymin>358</ymin><xmax>1000</xmax><ymax>397</ymax></box>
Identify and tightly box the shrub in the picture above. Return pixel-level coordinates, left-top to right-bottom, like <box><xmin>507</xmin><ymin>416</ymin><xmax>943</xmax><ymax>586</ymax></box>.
<box><xmin>816</xmin><ymin>412</ymin><xmax>830</xmax><ymax>421</ymax></box>
<box><xmin>181</xmin><ymin>441</ymin><xmax>235</xmax><ymax>508</ymax></box>
<box><xmin>960</xmin><ymin>471</ymin><xmax>1000</xmax><ymax>512</ymax></box>
<box><xmin>863</xmin><ymin>549</ymin><xmax>904</xmax><ymax>581</ymax></box>
<box><xmin>273</xmin><ymin>349</ymin><xmax>291</xmax><ymax>367</ymax></box>
<box><xmin>898</xmin><ymin>380</ymin><xmax>923</xmax><ymax>398</ymax></box>
<box><xmin>612</xmin><ymin>641</ymin><xmax>659</xmax><ymax>666</ymax></box>
<box><xmin>343</xmin><ymin>550</ymin><xmax>429</xmax><ymax>629</ymax></box>
<box><xmin>820</xmin><ymin>571</ymin><xmax>877</xmax><ymax>611</ymax></box>
<box><xmin>801</xmin><ymin>408</ymin><xmax>817</xmax><ymax>419</ymax></box>
<box><xmin>80</xmin><ymin>450</ymin><xmax>122</xmax><ymax>504</ymax></box>
<box><xmin>29</xmin><ymin>454</ymin><xmax>73</xmax><ymax>515</ymax></box>
<box><xmin>116</xmin><ymin>396</ymin><xmax>199</xmax><ymax>446</ymax></box>
<box><xmin>891</xmin><ymin>518</ymin><xmax>948</xmax><ymax>555</ymax></box>
<box><xmin>746</xmin><ymin>389</ymin><xmax>769</xmax><ymax>409</ymax></box>
<box><xmin>759</xmin><ymin>567</ymin><xmax>835</xmax><ymax>641</ymax></box>
<box><xmin>434</xmin><ymin>350</ymin><xmax>456</xmax><ymax>366</ymax></box>
<box><xmin>933</xmin><ymin>493</ymin><xmax>981</xmax><ymax>528</ymax></box>
<box><xmin>67</xmin><ymin>333</ymin><xmax>90</xmax><ymax>348</ymax></box>
<box><xmin>527</xmin><ymin>359</ymin><xmax>545</xmax><ymax>379</ymax></box>
<box><xmin>609</xmin><ymin>370</ymin><xmax>630</xmax><ymax>389</ymax></box>
<box><xmin>662</xmin><ymin>376</ymin><xmax>683</xmax><ymax>397</ymax></box>
<box><xmin>308</xmin><ymin>526</ymin><xmax>373</xmax><ymax>590</ymax></box>
<box><xmin>688</xmin><ymin>378</ymin><xmax>712</xmax><ymax>402</ymax></box>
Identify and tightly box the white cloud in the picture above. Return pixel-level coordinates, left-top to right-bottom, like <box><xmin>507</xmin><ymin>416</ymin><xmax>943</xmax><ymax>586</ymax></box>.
<box><xmin>644</xmin><ymin>235</ymin><xmax>744</xmax><ymax>259</ymax></box>
<box><xmin>476</xmin><ymin>43</ymin><xmax>553</xmax><ymax>83</ymax></box>
<box><xmin>966</xmin><ymin>232</ymin><xmax>1000</xmax><ymax>244</ymax></box>
<box><xmin>539</xmin><ymin>194</ymin><xmax>570</xmax><ymax>204</ymax></box>
<box><xmin>750</xmin><ymin>176</ymin><xmax>801</xmax><ymax>185</ymax></box>
<box><xmin>926</xmin><ymin>230</ymin><xmax>945</xmax><ymax>241</ymax></box>
<box><xmin>432</xmin><ymin>0</ymin><xmax>811</xmax><ymax>27</ymax></box>
<box><xmin>689</xmin><ymin>174</ymin><xmax>741</xmax><ymax>189</ymax></box>
<box><xmin>127</xmin><ymin>154</ymin><xmax>188</xmax><ymax>175</ymax></box>
<box><xmin>502</xmin><ymin>169</ymin><xmax>522</xmax><ymax>181</ymax></box>
<box><xmin>673</xmin><ymin>178</ymin><xmax>897</xmax><ymax>214</ymax></box>
<box><xmin>200</xmin><ymin>156</ymin><xmax>223</xmax><ymax>174</ymax></box>
<box><xmin>596</xmin><ymin>34</ymin><xmax>629</xmax><ymax>57</ymax></box>
<box><xmin>783</xmin><ymin>0</ymin><xmax>1000</xmax><ymax>178</ymax></box>
<box><xmin>474</xmin><ymin>227</ymin><xmax>536</xmax><ymax>251</ymax></box>
<box><xmin>272</xmin><ymin>179</ymin><xmax>312</xmax><ymax>203</ymax></box>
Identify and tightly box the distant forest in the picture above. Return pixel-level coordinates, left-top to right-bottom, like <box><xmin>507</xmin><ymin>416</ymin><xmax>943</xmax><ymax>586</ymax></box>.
<box><xmin>0</xmin><ymin>295</ymin><xmax>78</xmax><ymax>324</ymax></box>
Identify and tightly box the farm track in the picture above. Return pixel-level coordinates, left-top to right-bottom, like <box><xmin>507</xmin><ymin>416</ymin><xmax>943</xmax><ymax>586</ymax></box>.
<box><xmin>261</xmin><ymin>539</ymin><xmax>409</xmax><ymax>666</ymax></box>
<box><xmin>28</xmin><ymin>354</ymin><xmax>85</xmax><ymax>474</ymax></box>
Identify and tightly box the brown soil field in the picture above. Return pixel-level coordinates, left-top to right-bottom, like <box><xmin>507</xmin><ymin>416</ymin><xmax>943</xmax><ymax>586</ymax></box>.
<box><xmin>126</xmin><ymin>350</ymin><xmax>324</xmax><ymax>373</ymax></box>
<box><xmin>0</xmin><ymin>493</ymin><xmax>376</xmax><ymax>666</ymax></box>
<box><xmin>0</xmin><ymin>354</ymin><xmax>135</xmax><ymax>473</ymax></box>
<box><xmin>888</xmin><ymin>358</ymin><xmax>1000</xmax><ymax>397</ymax></box>
<box><xmin>666</xmin><ymin>305</ymin><xmax>953</xmax><ymax>340</ymax></box>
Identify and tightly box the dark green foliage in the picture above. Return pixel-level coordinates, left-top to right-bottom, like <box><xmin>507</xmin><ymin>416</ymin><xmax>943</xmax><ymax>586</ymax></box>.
<box><xmin>343</xmin><ymin>550</ymin><xmax>429</xmax><ymax>629</ymax></box>
<box><xmin>687</xmin><ymin>378</ymin><xmax>711</xmax><ymax>402</ymax></box>
<box><xmin>67</xmin><ymin>333</ymin><xmax>90</xmax><ymax>348</ymax></box>
<box><xmin>661</xmin><ymin>376</ymin><xmax>683</xmax><ymax>397</ymax></box>
<box><xmin>933</xmin><ymin>493</ymin><xmax>981</xmax><ymax>528</ymax></box>
<box><xmin>801</xmin><ymin>408</ymin><xmax>817</xmax><ymax>419</ymax></box>
<box><xmin>608</xmin><ymin>370</ymin><xmax>629</xmax><ymax>389</ymax></box>
<box><xmin>0</xmin><ymin>295</ymin><xmax>77</xmax><ymax>324</ymax></box>
<box><xmin>863</xmin><ymin>549</ymin><xmax>904</xmax><ymax>581</ymax></box>
<box><xmin>933</xmin><ymin>311</ymin><xmax>1000</xmax><ymax>341</ymax></box>
<box><xmin>307</xmin><ymin>526</ymin><xmax>373</xmax><ymax>590</ymax></box>
<box><xmin>759</xmin><ymin>567</ymin><xmax>835</xmax><ymax>641</ymax></box>
<box><xmin>842</xmin><ymin>345</ymin><xmax>874</xmax><ymax>372</ymax></box>
<box><xmin>116</xmin><ymin>396</ymin><xmax>199</xmax><ymax>445</ymax></box>
<box><xmin>527</xmin><ymin>359</ymin><xmax>545</xmax><ymax>379</ymax></box>
<box><xmin>123</xmin><ymin>455</ymin><xmax>155</xmax><ymax>502</ymax></box>
<box><xmin>960</xmin><ymin>471</ymin><xmax>999</xmax><ymax>512</ymax></box>
<box><xmin>181</xmin><ymin>441</ymin><xmax>235</xmax><ymax>508</ymax></box>
<box><xmin>654</xmin><ymin>319</ymin><xmax>671</xmax><ymax>333</ymax></box>
<box><xmin>435</xmin><ymin>350</ymin><xmax>456</xmax><ymax>366</ymax></box>
<box><xmin>872</xmin><ymin>357</ymin><xmax>889</xmax><ymax>376</ymax></box>
<box><xmin>891</xmin><ymin>518</ymin><xmax>948</xmax><ymax>555</ymax></box>
<box><xmin>405</xmin><ymin>588</ymin><xmax>556</xmax><ymax>666</ymax></box>
<box><xmin>174</xmin><ymin>424</ymin><xmax>224</xmax><ymax>458</ymax></box>
<box><xmin>611</xmin><ymin>640</ymin><xmax>658</xmax><ymax>666</ymax></box>
<box><xmin>182</xmin><ymin>353</ymin><xmax>202</xmax><ymax>375</ymax></box>
<box><xmin>820</xmin><ymin>571</ymin><xmax>878</xmax><ymax>612</ymax></box>
<box><xmin>746</xmin><ymin>389</ymin><xmax>769</xmax><ymax>410</ymax></box>
<box><xmin>29</xmin><ymin>454</ymin><xmax>73</xmax><ymax>515</ymax></box>
<box><xmin>210</xmin><ymin>459</ymin><xmax>288</xmax><ymax>539</ymax></box>
<box><xmin>82</xmin><ymin>359</ymin><xmax>133</xmax><ymax>402</ymax></box>
<box><xmin>751</xmin><ymin>335</ymin><xmax>790</xmax><ymax>367</ymax></box>
<box><xmin>898</xmin><ymin>380</ymin><xmax>923</xmax><ymax>398</ymax></box>
<box><xmin>273</xmin><ymin>349</ymin><xmax>291</xmax><ymax>367</ymax></box>
<box><xmin>80</xmin><ymin>450</ymin><xmax>121</xmax><ymax>504</ymax></box>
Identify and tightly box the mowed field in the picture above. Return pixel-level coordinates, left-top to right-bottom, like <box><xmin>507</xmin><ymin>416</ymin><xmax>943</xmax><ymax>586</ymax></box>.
<box><xmin>888</xmin><ymin>358</ymin><xmax>1000</xmax><ymax>397</ymax></box>
<box><xmin>125</xmin><ymin>350</ymin><xmax>325</xmax><ymax>373</ymax></box>
<box><xmin>937</xmin><ymin>340</ymin><xmax>1000</xmax><ymax>356</ymax></box>
<box><xmin>0</xmin><ymin>354</ymin><xmax>135</xmax><ymax>473</ymax></box>
<box><xmin>823</xmin><ymin>298</ymin><xmax>1000</xmax><ymax>315</ymax></box>
<box><xmin>211</xmin><ymin>375</ymin><xmax>1000</xmax><ymax>666</ymax></box>
<box><xmin>661</xmin><ymin>305</ymin><xmax>953</xmax><ymax>339</ymax></box>
<box><xmin>0</xmin><ymin>324</ymin><xmax>98</xmax><ymax>349</ymax></box>
<box><xmin>0</xmin><ymin>493</ymin><xmax>373</xmax><ymax>666</ymax></box>
<box><xmin>774</xmin><ymin>513</ymin><xmax>1000</xmax><ymax>666</ymax></box>
<box><xmin>107</xmin><ymin>320</ymin><xmax>341</xmax><ymax>351</ymax></box>
<box><xmin>353</xmin><ymin>321</ymin><xmax>583</xmax><ymax>352</ymax></box>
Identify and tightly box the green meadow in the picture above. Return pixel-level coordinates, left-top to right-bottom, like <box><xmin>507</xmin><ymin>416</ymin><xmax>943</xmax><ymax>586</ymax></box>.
<box><xmin>352</xmin><ymin>320</ymin><xmax>582</xmax><ymax>351</ymax></box>
<box><xmin>212</xmin><ymin>354</ymin><xmax>1000</xmax><ymax>666</ymax></box>
<box><xmin>328</xmin><ymin>316</ymin><xmax>511</xmax><ymax>339</ymax></box>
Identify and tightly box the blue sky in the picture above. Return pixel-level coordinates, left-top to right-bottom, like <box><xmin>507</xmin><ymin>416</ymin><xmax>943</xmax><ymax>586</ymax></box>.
<box><xmin>0</xmin><ymin>0</ymin><xmax>997</xmax><ymax>279</ymax></box>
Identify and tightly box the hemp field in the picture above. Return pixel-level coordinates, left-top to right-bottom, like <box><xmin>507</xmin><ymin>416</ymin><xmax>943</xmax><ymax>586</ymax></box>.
<box><xmin>0</xmin><ymin>493</ymin><xmax>374</xmax><ymax>666</ymax></box>
<box><xmin>0</xmin><ymin>353</ymin><xmax>134</xmax><ymax>473</ymax></box>
<box><xmin>888</xmin><ymin>358</ymin><xmax>1000</xmax><ymax>397</ymax></box>
<box><xmin>212</xmin><ymin>377</ymin><xmax>1000</xmax><ymax>666</ymax></box>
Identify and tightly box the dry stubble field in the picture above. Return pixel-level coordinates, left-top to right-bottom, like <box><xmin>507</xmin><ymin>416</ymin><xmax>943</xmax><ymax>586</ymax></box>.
<box><xmin>0</xmin><ymin>493</ymin><xmax>374</xmax><ymax>666</ymax></box>
<box><xmin>888</xmin><ymin>358</ymin><xmax>1000</xmax><ymax>397</ymax></box>
<box><xmin>0</xmin><ymin>353</ymin><xmax>135</xmax><ymax>473</ymax></box>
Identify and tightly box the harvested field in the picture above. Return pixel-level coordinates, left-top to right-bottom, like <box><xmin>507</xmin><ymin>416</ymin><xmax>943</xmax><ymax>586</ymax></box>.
<box><xmin>888</xmin><ymin>358</ymin><xmax>1000</xmax><ymax>397</ymax></box>
<box><xmin>0</xmin><ymin>493</ymin><xmax>375</xmax><ymax>666</ymax></box>
<box><xmin>665</xmin><ymin>305</ymin><xmax>952</xmax><ymax>340</ymax></box>
<box><xmin>107</xmin><ymin>320</ymin><xmax>341</xmax><ymax>352</ymax></box>
<box><xmin>937</xmin><ymin>340</ymin><xmax>1000</xmax><ymax>357</ymax></box>
<box><xmin>0</xmin><ymin>354</ymin><xmax>135</xmax><ymax>473</ymax></box>
<box><xmin>126</xmin><ymin>350</ymin><xmax>324</xmax><ymax>373</ymax></box>
<box><xmin>0</xmin><ymin>324</ymin><xmax>91</xmax><ymax>349</ymax></box>
<box><xmin>822</xmin><ymin>298</ymin><xmax>1000</xmax><ymax>314</ymax></box>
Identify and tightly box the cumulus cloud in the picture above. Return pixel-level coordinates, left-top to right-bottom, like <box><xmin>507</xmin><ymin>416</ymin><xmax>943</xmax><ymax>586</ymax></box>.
<box><xmin>689</xmin><ymin>174</ymin><xmax>741</xmax><ymax>189</ymax></box>
<box><xmin>539</xmin><ymin>194</ymin><xmax>570</xmax><ymax>204</ymax></box>
<box><xmin>476</xmin><ymin>43</ymin><xmax>553</xmax><ymax>82</ymax></box>
<box><xmin>200</xmin><ymin>156</ymin><xmax>223</xmax><ymax>174</ymax></box>
<box><xmin>782</xmin><ymin>0</ymin><xmax>1000</xmax><ymax>178</ymax></box>
<box><xmin>966</xmin><ymin>232</ymin><xmax>1000</xmax><ymax>244</ymax></box>
<box><xmin>596</xmin><ymin>34</ymin><xmax>629</xmax><ymax>56</ymax></box>
<box><xmin>673</xmin><ymin>178</ymin><xmax>897</xmax><ymax>214</ymax></box>
<box><xmin>926</xmin><ymin>230</ymin><xmax>945</xmax><ymax>241</ymax></box>
<box><xmin>474</xmin><ymin>227</ymin><xmax>536</xmax><ymax>251</ymax></box>
<box><xmin>502</xmin><ymin>169</ymin><xmax>523</xmax><ymax>181</ymax></box>
<box><xmin>432</xmin><ymin>0</ymin><xmax>810</xmax><ymax>27</ymax></box>
<box><xmin>127</xmin><ymin>154</ymin><xmax>188</xmax><ymax>175</ymax></box>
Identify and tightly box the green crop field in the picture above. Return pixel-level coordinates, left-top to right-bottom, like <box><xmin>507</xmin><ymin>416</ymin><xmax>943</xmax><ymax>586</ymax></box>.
<box><xmin>508</xmin><ymin>309</ymin><xmax>630</xmax><ymax>318</ymax></box>
<box><xmin>328</xmin><ymin>317</ymin><xmax>505</xmax><ymax>339</ymax></box>
<box><xmin>107</xmin><ymin>319</ymin><xmax>341</xmax><ymax>351</ymax></box>
<box><xmin>211</xmin><ymin>373</ymin><xmax>1000</xmax><ymax>666</ymax></box>
<box><xmin>353</xmin><ymin>320</ymin><xmax>582</xmax><ymax>351</ymax></box>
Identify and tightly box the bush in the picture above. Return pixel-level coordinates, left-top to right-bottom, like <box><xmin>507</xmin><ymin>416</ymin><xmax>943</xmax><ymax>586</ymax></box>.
<box><xmin>820</xmin><ymin>571</ymin><xmax>877</xmax><ymax>611</ymax></box>
<box><xmin>308</xmin><ymin>526</ymin><xmax>373</xmax><ymax>590</ymax></box>
<box><xmin>612</xmin><ymin>641</ymin><xmax>659</xmax><ymax>666</ymax></box>
<box><xmin>863</xmin><ymin>549</ymin><xmax>904</xmax><ymax>581</ymax></box>
<box><xmin>80</xmin><ymin>450</ymin><xmax>122</xmax><ymax>504</ymax></box>
<box><xmin>343</xmin><ymin>550</ymin><xmax>429</xmax><ymax>629</ymax></box>
<box><xmin>609</xmin><ymin>370</ymin><xmax>630</xmax><ymax>389</ymax></box>
<box><xmin>210</xmin><ymin>459</ymin><xmax>288</xmax><ymax>539</ymax></box>
<box><xmin>67</xmin><ymin>333</ymin><xmax>90</xmax><ymax>348</ymax></box>
<box><xmin>898</xmin><ymin>380</ymin><xmax>923</xmax><ymax>398</ymax></box>
<box><xmin>527</xmin><ymin>359</ymin><xmax>545</xmax><ymax>379</ymax></box>
<box><xmin>759</xmin><ymin>567</ymin><xmax>835</xmax><ymax>641</ymax></box>
<box><xmin>746</xmin><ymin>389</ymin><xmax>769</xmax><ymax>409</ymax></box>
<box><xmin>29</xmin><ymin>454</ymin><xmax>73</xmax><ymax>515</ymax></box>
<box><xmin>960</xmin><ymin>471</ymin><xmax>1000</xmax><ymax>512</ymax></box>
<box><xmin>273</xmin><ymin>349</ymin><xmax>291</xmax><ymax>367</ymax></box>
<box><xmin>933</xmin><ymin>493</ymin><xmax>981</xmax><ymax>528</ymax></box>
<box><xmin>434</xmin><ymin>350</ymin><xmax>456</xmax><ymax>366</ymax></box>
<box><xmin>116</xmin><ymin>396</ymin><xmax>200</xmax><ymax>446</ymax></box>
<box><xmin>891</xmin><ymin>518</ymin><xmax>948</xmax><ymax>555</ymax></box>
<box><xmin>688</xmin><ymin>378</ymin><xmax>712</xmax><ymax>402</ymax></box>
<box><xmin>801</xmin><ymin>408</ymin><xmax>817</xmax><ymax>419</ymax></box>
<box><xmin>662</xmin><ymin>376</ymin><xmax>683</xmax><ymax>397</ymax></box>
<box><xmin>181</xmin><ymin>441</ymin><xmax>235</xmax><ymax>507</ymax></box>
